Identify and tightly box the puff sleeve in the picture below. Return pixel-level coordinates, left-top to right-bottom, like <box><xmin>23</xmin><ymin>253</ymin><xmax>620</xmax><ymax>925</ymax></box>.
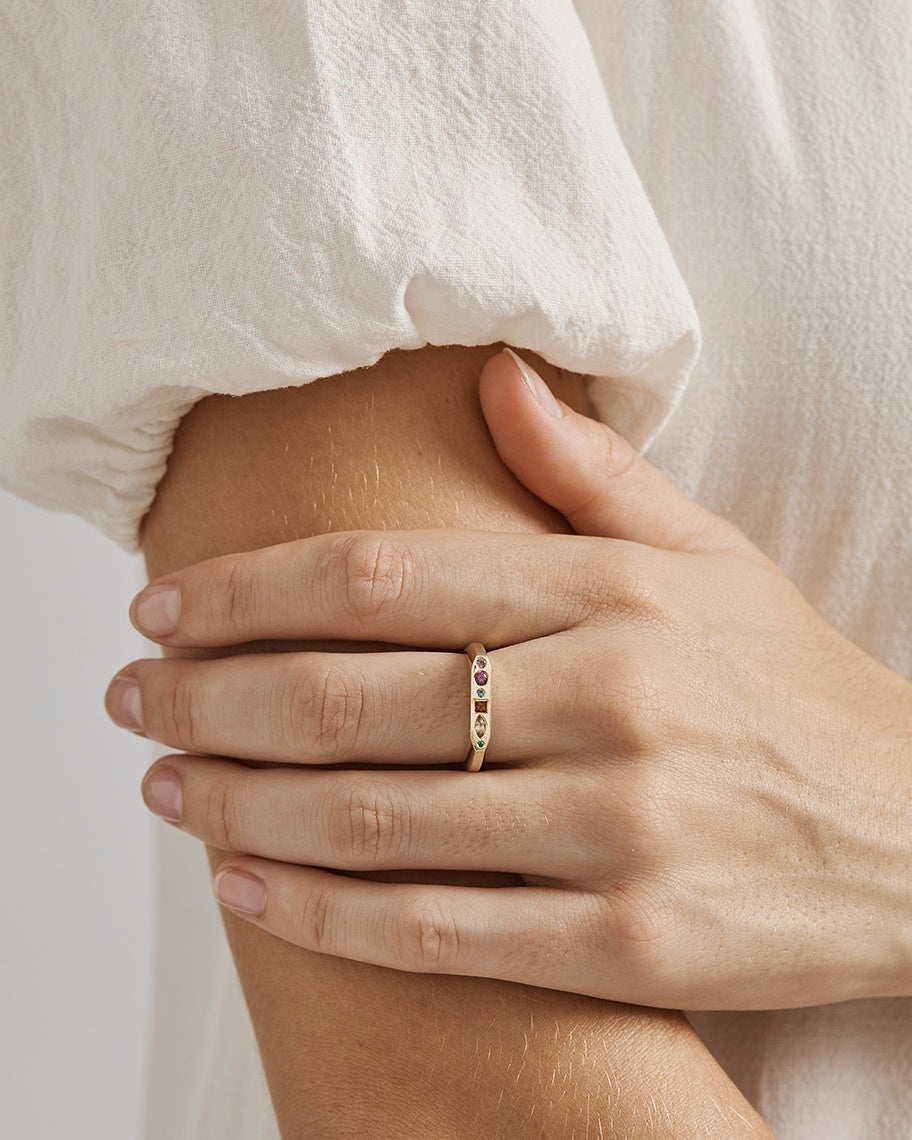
<box><xmin>0</xmin><ymin>0</ymin><xmax>699</xmax><ymax>550</ymax></box>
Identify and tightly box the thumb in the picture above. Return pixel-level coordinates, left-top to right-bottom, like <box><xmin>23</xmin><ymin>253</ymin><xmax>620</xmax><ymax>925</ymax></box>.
<box><xmin>479</xmin><ymin>348</ymin><xmax>753</xmax><ymax>555</ymax></box>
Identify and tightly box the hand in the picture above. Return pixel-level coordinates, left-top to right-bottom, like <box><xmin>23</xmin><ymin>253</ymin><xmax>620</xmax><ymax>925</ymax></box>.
<box><xmin>106</xmin><ymin>349</ymin><xmax>912</xmax><ymax>1011</ymax></box>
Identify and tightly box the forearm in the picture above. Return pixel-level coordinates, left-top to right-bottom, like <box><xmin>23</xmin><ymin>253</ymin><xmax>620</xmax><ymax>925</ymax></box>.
<box><xmin>139</xmin><ymin>343</ymin><xmax>770</xmax><ymax>1137</ymax></box>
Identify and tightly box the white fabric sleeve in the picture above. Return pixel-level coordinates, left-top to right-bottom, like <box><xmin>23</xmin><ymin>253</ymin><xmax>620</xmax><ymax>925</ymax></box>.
<box><xmin>0</xmin><ymin>1</ymin><xmax>699</xmax><ymax>551</ymax></box>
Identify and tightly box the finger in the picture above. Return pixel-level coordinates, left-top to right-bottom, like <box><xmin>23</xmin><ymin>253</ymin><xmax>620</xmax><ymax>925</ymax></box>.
<box><xmin>107</xmin><ymin>639</ymin><xmax>588</xmax><ymax>765</ymax></box>
<box><xmin>128</xmin><ymin>527</ymin><xmax>610</xmax><ymax>648</ymax></box>
<box><xmin>143</xmin><ymin>758</ymin><xmax>592</xmax><ymax>877</ymax></box>
<box><xmin>210</xmin><ymin>855</ymin><xmax>605</xmax><ymax>994</ymax></box>
<box><xmin>479</xmin><ymin>349</ymin><xmax>761</xmax><ymax>558</ymax></box>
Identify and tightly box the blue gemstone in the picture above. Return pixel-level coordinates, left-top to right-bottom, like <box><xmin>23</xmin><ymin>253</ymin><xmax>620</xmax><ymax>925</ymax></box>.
<box><xmin>476</xmin><ymin>688</ymin><xmax>485</xmax><ymax>697</ymax></box>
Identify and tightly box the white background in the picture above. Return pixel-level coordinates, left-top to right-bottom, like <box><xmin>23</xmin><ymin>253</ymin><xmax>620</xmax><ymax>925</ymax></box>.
<box><xmin>0</xmin><ymin>489</ymin><xmax>155</xmax><ymax>1139</ymax></box>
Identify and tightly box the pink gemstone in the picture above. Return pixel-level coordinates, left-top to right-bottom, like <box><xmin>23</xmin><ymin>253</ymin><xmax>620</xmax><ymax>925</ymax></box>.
<box><xmin>477</xmin><ymin>657</ymin><xmax>487</xmax><ymax>667</ymax></box>
<box><xmin>474</xmin><ymin>670</ymin><xmax>488</xmax><ymax>685</ymax></box>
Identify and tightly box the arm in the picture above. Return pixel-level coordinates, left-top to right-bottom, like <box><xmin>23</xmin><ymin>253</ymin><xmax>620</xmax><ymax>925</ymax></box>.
<box><xmin>139</xmin><ymin>342</ymin><xmax>770</xmax><ymax>1138</ymax></box>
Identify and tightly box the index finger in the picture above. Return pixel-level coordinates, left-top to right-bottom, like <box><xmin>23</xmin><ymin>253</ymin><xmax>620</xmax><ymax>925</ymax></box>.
<box><xmin>129</xmin><ymin>528</ymin><xmax>614</xmax><ymax>649</ymax></box>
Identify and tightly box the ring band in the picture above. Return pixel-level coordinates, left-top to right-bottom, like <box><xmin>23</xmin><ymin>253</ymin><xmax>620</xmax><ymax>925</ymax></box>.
<box><xmin>464</xmin><ymin>641</ymin><xmax>490</xmax><ymax>772</ymax></box>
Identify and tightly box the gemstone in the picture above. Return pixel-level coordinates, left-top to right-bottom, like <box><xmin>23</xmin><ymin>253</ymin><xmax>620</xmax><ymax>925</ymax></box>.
<box><xmin>476</xmin><ymin>689</ymin><xmax>485</xmax><ymax>697</ymax></box>
<box><xmin>474</xmin><ymin>714</ymin><xmax>487</xmax><ymax>736</ymax></box>
<box><xmin>474</xmin><ymin>700</ymin><xmax>488</xmax><ymax>712</ymax></box>
<box><xmin>474</xmin><ymin>670</ymin><xmax>488</xmax><ymax>685</ymax></box>
<box><xmin>477</xmin><ymin>657</ymin><xmax>487</xmax><ymax>667</ymax></box>
<box><xmin>475</xmin><ymin>740</ymin><xmax>485</xmax><ymax>748</ymax></box>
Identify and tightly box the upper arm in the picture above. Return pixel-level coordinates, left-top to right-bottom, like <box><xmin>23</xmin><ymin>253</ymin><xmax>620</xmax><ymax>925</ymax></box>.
<box><xmin>139</xmin><ymin>342</ymin><xmax>768</xmax><ymax>1139</ymax></box>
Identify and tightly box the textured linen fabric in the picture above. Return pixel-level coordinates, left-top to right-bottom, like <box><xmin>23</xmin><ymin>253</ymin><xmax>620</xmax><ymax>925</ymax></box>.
<box><xmin>0</xmin><ymin>0</ymin><xmax>698</xmax><ymax>550</ymax></box>
<box><xmin>3</xmin><ymin>2</ymin><xmax>912</xmax><ymax>1138</ymax></box>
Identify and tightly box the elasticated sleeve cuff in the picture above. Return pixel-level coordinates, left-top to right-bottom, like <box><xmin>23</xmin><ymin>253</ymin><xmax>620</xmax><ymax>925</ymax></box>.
<box><xmin>0</xmin><ymin>0</ymin><xmax>699</xmax><ymax>551</ymax></box>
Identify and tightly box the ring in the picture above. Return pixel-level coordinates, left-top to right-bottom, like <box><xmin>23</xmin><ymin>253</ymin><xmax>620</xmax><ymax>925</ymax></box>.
<box><xmin>464</xmin><ymin>641</ymin><xmax>490</xmax><ymax>772</ymax></box>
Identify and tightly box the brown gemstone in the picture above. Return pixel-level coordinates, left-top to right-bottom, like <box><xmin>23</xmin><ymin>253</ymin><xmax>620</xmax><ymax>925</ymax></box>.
<box><xmin>474</xmin><ymin>700</ymin><xmax>488</xmax><ymax>713</ymax></box>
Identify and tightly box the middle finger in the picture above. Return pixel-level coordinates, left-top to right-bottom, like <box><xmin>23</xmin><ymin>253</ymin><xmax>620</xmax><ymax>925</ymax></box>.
<box><xmin>143</xmin><ymin>757</ymin><xmax>593</xmax><ymax>877</ymax></box>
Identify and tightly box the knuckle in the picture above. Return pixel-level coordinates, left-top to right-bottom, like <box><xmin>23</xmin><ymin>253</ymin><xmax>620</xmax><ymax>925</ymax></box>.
<box><xmin>624</xmin><ymin>775</ymin><xmax>674</xmax><ymax>858</ymax></box>
<box><xmin>600</xmin><ymin>877</ymin><xmax>676</xmax><ymax>983</ymax></box>
<box><xmin>583</xmin><ymin>654</ymin><xmax>671</xmax><ymax>758</ymax></box>
<box><xmin>586</xmin><ymin>547</ymin><xmax>675</xmax><ymax>632</ymax></box>
<box><xmin>598</xmin><ymin>421</ymin><xmax>641</xmax><ymax>483</ymax></box>
<box><xmin>204</xmin><ymin>777</ymin><xmax>246</xmax><ymax>853</ymax></box>
<box><xmin>565</xmin><ymin>428</ymin><xmax>639</xmax><ymax>522</ymax></box>
<box><xmin>289</xmin><ymin>661</ymin><xmax>366</xmax><ymax>760</ymax></box>
<box><xmin>216</xmin><ymin>558</ymin><xmax>257</xmax><ymax>631</ymax></box>
<box><xmin>397</xmin><ymin>899</ymin><xmax>463</xmax><ymax>972</ymax></box>
<box><xmin>617</xmin><ymin>667</ymin><xmax>670</xmax><ymax>755</ymax></box>
<box><xmin>334</xmin><ymin>532</ymin><xmax>424</xmax><ymax>628</ymax></box>
<box><xmin>326</xmin><ymin>779</ymin><xmax>404</xmax><ymax>868</ymax></box>
<box><xmin>610</xmin><ymin>566</ymin><xmax>667</xmax><ymax>628</ymax></box>
<box><xmin>560</xmin><ymin>543</ymin><xmax>619</xmax><ymax>625</ymax></box>
<box><xmin>578</xmin><ymin>767</ymin><xmax>674</xmax><ymax>877</ymax></box>
<box><xmin>155</xmin><ymin>669</ymin><xmax>205</xmax><ymax>752</ymax></box>
<box><xmin>296</xmin><ymin>885</ymin><xmax>336</xmax><ymax>954</ymax></box>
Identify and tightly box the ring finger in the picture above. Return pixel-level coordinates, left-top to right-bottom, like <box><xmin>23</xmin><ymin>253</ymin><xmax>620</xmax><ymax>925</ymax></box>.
<box><xmin>107</xmin><ymin>637</ymin><xmax>589</xmax><ymax>766</ymax></box>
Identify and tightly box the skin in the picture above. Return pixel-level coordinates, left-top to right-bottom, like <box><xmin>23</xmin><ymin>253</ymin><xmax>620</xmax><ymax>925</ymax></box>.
<box><xmin>112</xmin><ymin>348</ymin><xmax>912</xmax><ymax>1011</ymax></box>
<box><xmin>130</xmin><ymin>342</ymin><xmax>771</xmax><ymax>1138</ymax></box>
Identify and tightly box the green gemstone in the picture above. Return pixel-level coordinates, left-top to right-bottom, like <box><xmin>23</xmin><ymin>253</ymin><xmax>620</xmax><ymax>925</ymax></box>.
<box><xmin>476</xmin><ymin>740</ymin><xmax>485</xmax><ymax>748</ymax></box>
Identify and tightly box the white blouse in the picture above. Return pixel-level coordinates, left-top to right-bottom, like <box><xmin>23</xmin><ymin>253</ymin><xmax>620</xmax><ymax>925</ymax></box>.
<box><xmin>3</xmin><ymin>3</ymin><xmax>911</xmax><ymax>1137</ymax></box>
<box><xmin>0</xmin><ymin>0</ymin><xmax>697</xmax><ymax>551</ymax></box>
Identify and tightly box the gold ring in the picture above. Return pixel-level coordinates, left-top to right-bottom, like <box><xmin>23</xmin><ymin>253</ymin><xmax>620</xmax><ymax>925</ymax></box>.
<box><xmin>464</xmin><ymin>641</ymin><xmax>490</xmax><ymax>772</ymax></box>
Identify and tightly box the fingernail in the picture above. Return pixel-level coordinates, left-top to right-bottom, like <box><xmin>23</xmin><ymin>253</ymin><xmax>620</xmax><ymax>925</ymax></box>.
<box><xmin>142</xmin><ymin>767</ymin><xmax>183</xmax><ymax>823</ymax></box>
<box><xmin>214</xmin><ymin>869</ymin><xmax>267</xmax><ymax>916</ymax></box>
<box><xmin>132</xmin><ymin>584</ymin><xmax>181</xmax><ymax>637</ymax></box>
<box><xmin>503</xmin><ymin>347</ymin><xmax>565</xmax><ymax>419</ymax></box>
<box><xmin>106</xmin><ymin>676</ymin><xmax>145</xmax><ymax>734</ymax></box>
